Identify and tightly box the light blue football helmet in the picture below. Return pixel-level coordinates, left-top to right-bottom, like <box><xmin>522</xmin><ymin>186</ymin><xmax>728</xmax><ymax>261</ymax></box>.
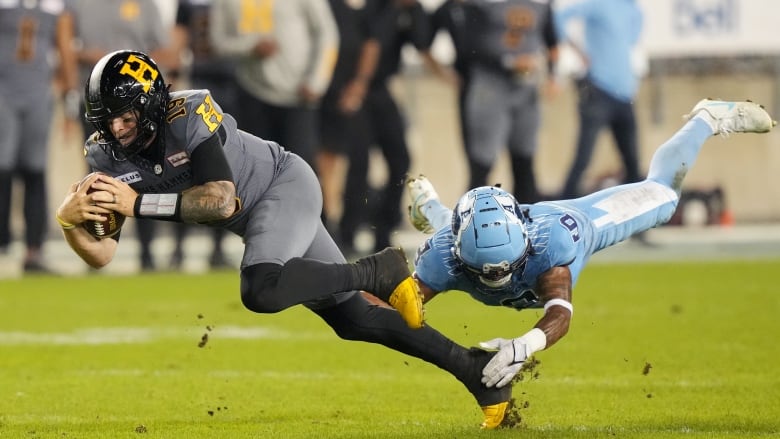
<box><xmin>451</xmin><ymin>186</ymin><xmax>531</xmax><ymax>288</ymax></box>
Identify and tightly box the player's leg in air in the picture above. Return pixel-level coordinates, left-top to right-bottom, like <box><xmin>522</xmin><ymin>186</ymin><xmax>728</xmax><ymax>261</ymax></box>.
<box><xmin>561</xmin><ymin>99</ymin><xmax>776</xmax><ymax>252</ymax></box>
<box><xmin>407</xmin><ymin>99</ymin><xmax>776</xmax><ymax>243</ymax></box>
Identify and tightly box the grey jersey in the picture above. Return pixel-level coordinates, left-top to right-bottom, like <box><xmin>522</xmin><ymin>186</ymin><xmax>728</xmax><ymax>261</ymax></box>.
<box><xmin>84</xmin><ymin>89</ymin><xmax>287</xmax><ymax>235</ymax></box>
<box><xmin>0</xmin><ymin>0</ymin><xmax>71</xmax><ymax>96</ymax></box>
<box><xmin>209</xmin><ymin>0</ymin><xmax>339</xmax><ymax>106</ymax></box>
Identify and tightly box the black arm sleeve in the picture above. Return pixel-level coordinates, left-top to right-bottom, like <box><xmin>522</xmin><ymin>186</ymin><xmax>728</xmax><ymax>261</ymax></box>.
<box><xmin>190</xmin><ymin>130</ymin><xmax>234</xmax><ymax>186</ymax></box>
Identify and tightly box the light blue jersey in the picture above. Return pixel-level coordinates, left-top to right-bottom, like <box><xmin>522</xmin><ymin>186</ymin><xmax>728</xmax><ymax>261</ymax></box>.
<box><xmin>414</xmin><ymin>118</ymin><xmax>714</xmax><ymax>311</ymax></box>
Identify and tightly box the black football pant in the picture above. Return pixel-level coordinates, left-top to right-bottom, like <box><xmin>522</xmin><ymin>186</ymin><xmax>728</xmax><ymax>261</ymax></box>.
<box><xmin>313</xmin><ymin>291</ymin><xmax>477</xmax><ymax>390</ymax></box>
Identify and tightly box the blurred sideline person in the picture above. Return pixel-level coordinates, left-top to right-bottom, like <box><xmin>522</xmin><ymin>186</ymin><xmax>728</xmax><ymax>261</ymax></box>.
<box><xmin>459</xmin><ymin>0</ymin><xmax>559</xmax><ymax>203</ymax></box>
<box><xmin>0</xmin><ymin>0</ymin><xmax>79</xmax><ymax>274</ymax></box>
<box><xmin>555</xmin><ymin>0</ymin><xmax>644</xmax><ymax>199</ymax></box>
<box><xmin>167</xmin><ymin>0</ymin><xmax>235</xmax><ymax>270</ymax></box>
<box><xmin>317</xmin><ymin>0</ymin><xmax>374</xmax><ymax>246</ymax></box>
<box><xmin>422</xmin><ymin>0</ymin><xmax>473</xmax><ymax>159</ymax></box>
<box><xmin>209</xmin><ymin>0</ymin><xmax>339</xmax><ymax>171</ymax></box>
<box><xmin>337</xmin><ymin>0</ymin><xmax>431</xmax><ymax>254</ymax></box>
<box><xmin>71</xmin><ymin>0</ymin><xmax>175</xmax><ymax>271</ymax></box>
<box><xmin>406</xmin><ymin>99</ymin><xmax>775</xmax><ymax>389</ymax></box>
<box><xmin>55</xmin><ymin>50</ymin><xmax>517</xmax><ymax>429</ymax></box>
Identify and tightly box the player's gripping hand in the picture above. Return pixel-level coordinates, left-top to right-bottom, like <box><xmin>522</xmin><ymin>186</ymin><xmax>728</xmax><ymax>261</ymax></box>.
<box><xmin>479</xmin><ymin>328</ymin><xmax>547</xmax><ymax>388</ymax></box>
<box><xmin>479</xmin><ymin>338</ymin><xmax>529</xmax><ymax>388</ymax></box>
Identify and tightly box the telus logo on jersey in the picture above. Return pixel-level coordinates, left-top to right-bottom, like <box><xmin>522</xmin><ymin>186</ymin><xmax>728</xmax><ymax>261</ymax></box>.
<box><xmin>115</xmin><ymin>171</ymin><xmax>142</xmax><ymax>184</ymax></box>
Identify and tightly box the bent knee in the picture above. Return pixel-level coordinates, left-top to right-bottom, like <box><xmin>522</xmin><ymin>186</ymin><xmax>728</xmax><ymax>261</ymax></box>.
<box><xmin>240</xmin><ymin>263</ymin><xmax>286</xmax><ymax>313</ymax></box>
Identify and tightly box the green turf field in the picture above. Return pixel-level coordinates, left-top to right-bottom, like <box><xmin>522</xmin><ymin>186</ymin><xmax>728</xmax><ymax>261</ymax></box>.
<box><xmin>1</xmin><ymin>260</ymin><xmax>779</xmax><ymax>438</ymax></box>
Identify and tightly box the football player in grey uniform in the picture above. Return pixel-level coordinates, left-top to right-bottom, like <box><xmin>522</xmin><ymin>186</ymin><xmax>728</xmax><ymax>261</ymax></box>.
<box><xmin>54</xmin><ymin>50</ymin><xmax>511</xmax><ymax>429</ymax></box>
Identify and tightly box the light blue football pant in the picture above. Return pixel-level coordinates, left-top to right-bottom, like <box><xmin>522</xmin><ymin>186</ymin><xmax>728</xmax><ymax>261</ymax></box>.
<box><xmin>422</xmin><ymin>117</ymin><xmax>714</xmax><ymax>253</ymax></box>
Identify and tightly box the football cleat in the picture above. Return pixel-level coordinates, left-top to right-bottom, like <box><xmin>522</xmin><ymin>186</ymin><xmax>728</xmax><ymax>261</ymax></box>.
<box><xmin>458</xmin><ymin>348</ymin><xmax>513</xmax><ymax>429</ymax></box>
<box><xmin>685</xmin><ymin>98</ymin><xmax>777</xmax><ymax>136</ymax></box>
<box><xmin>406</xmin><ymin>175</ymin><xmax>440</xmax><ymax>233</ymax></box>
<box><xmin>355</xmin><ymin>247</ymin><xmax>424</xmax><ymax>329</ymax></box>
<box><xmin>480</xmin><ymin>401</ymin><xmax>510</xmax><ymax>430</ymax></box>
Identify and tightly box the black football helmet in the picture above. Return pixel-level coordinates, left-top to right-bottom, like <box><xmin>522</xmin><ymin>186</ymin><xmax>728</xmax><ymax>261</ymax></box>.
<box><xmin>84</xmin><ymin>50</ymin><xmax>169</xmax><ymax>159</ymax></box>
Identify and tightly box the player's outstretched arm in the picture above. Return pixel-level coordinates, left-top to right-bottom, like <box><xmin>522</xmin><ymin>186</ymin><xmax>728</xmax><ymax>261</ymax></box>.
<box><xmin>56</xmin><ymin>174</ymin><xmax>119</xmax><ymax>268</ymax></box>
<box><xmin>480</xmin><ymin>266</ymin><xmax>573</xmax><ymax>388</ymax></box>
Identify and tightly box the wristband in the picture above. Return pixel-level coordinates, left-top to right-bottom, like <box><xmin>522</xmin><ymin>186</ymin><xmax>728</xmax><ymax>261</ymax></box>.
<box><xmin>133</xmin><ymin>193</ymin><xmax>182</xmax><ymax>220</ymax></box>
<box><xmin>516</xmin><ymin>327</ymin><xmax>547</xmax><ymax>359</ymax></box>
<box><xmin>544</xmin><ymin>298</ymin><xmax>573</xmax><ymax>316</ymax></box>
<box><xmin>56</xmin><ymin>213</ymin><xmax>76</xmax><ymax>230</ymax></box>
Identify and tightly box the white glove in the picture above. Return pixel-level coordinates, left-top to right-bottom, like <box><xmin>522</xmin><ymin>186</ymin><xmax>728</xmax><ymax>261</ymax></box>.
<box><xmin>479</xmin><ymin>328</ymin><xmax>547</xmax><ymax>388</ymax></box>
<box><xmin>479</xmin><ymin>338</ymin><xmax>529</xmax><ymax>388</ymax></box>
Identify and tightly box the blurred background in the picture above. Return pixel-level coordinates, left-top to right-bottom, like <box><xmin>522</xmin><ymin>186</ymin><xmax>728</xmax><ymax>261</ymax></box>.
<box><xmin>3</xmin><ymin>0</ymin><xmax>780</xmax><ymax>277</ymax></box>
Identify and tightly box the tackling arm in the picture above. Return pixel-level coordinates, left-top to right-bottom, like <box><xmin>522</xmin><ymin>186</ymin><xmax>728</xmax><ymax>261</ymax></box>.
<box><xmin>480</xmin><ymin>266</ymin><xmax>573</xmax><ymax>388</ymax></box>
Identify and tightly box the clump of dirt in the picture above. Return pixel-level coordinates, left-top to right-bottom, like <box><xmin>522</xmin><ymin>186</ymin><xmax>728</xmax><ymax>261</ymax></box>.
<box><xmin>498</xmin><ymin>356</ymin><xmax>542</xmax><ymax>429</ymax></box>
<box><xmin>197</xmin><ymin>318</ymin><xmax>213</xmax><ymax>348</ymax></box>
<box><xmin>207</xmin><ymin>406</ymin><xmax>229</xmax><ymax>416</ymax></box>
<box><xmin>642</xmin><ymin>362</ymin><xmax>653</xmax><ymax>398</ymax></box>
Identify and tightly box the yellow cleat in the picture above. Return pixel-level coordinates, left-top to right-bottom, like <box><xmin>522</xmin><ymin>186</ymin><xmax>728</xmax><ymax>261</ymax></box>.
<box><xmin>387</xmin><ymin>276</ymin><xmax>425</xmax><ymax>329</ymax></box>
<box><xmin>354</xmin><ymin>247</ymin><xmax>425</xmax><ymax>329</ymax></box>
<box><xmin>480</xmin><ymin>401</ymin><xmax>509</xmax><ymax>429</ymax></box>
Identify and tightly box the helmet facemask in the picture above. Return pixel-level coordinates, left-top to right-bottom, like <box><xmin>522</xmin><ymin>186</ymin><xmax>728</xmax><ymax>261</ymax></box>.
<box><xmin>91</xmin><ymin>93</ymin><xmax>163</xmax><ymax>160</ymax></box>
<box><xmin>459</xmin><ymin>243</ymin><xmax>530</xmax><ymax>288</ymax></box>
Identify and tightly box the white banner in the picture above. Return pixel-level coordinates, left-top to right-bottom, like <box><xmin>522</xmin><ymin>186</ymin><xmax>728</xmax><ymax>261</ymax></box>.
<box><xmin>421</xmin><ymin>0</ymin><xmax>780</xmax><ymax>64</ymax></box>
<box><xmin>638</xmin><ymin>0</ymin><xmax>780</xmax><ymax>57</ymax></box>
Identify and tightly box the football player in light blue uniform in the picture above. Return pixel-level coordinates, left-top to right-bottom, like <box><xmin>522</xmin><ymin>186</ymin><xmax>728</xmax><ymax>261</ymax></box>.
<box><xmin>407</xmin><ymin>99</ymin><xmax>776</xmax><ymax>389</ymax></box>
<box><xmin>55</xmin><ymin>50</ymin><xmax>517</xmax><ymax>429</ymax></box>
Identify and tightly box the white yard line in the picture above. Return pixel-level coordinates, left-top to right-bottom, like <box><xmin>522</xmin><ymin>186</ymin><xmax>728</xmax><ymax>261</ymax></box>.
<box><xmin>0</xmin><ymin>326</ymin><xmax>331</xmax><ymax>345</ymax></box>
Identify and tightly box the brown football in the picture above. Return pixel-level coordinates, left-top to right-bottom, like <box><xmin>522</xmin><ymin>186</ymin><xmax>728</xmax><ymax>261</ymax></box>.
<box><xmin>80</xmin><ymin>172</ymin><xmax>126</xmax><ymax>239</ymax></box>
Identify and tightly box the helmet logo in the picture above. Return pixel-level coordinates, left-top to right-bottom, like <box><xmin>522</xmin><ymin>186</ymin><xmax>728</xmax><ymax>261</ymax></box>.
<box><xmin>119</xmin><ymin>54</ymin><xmax>159</xmax><ymax>93</ymax></box>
